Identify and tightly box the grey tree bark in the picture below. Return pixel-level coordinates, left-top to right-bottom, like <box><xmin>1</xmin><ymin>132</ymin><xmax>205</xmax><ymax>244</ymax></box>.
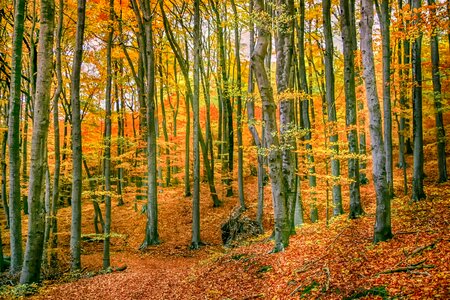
<box><xmin>375</xmin><ymin>0</ymin><xmax>394</xmax><ymax>198</ymax></box>
<box><xmin>7</xmin><ymin>0</ymin><xmax>26</xmax><ymax>274</ymax></box>
<box><xmin>247</xmin><ymin>0</ymin><xmax>265</xmax><ymax>229</ymax></box>
<box><xmin>231</xmin><ymin>0</ymin><xmax>246</xmax><ymax>210</ymax></box>
<box><xmin>141</xmin><ymin>0</ymin><xmax>159</xmax><ymax>247</ymax></box>
<box><xmin>103</xmin><ymin>0</ymin><xmax>114</xmax><ymax>269</ymax></box>
<box><xmin>49</xmin><ymin>0</ymin><xmax>64</xmax><ymax>268</ymax></box>
<box><xmin>252</xmin><ymin>0</ymin><xmax>289</xmax><ymax>252</ymax></box>
<box><xmin>20</xmin><ymin>0</ymin><xmax>55</xmax><ymax>283</ymax></box>
<box><xmin>276</xmin><ymin>0</ymin><xmax>296</xmax><ymax>234</ymax></box>
<box><xmin>428</xmin><ymin>0</ymin><xmax>447</xmax><ymax>183</ymax></box>
<box><xmin>191</xmin><ymin>0</ymin><xmax>202</xmax><ymax>249</ymax></box>
<box><xmin>323</xmin><ymin>0</ymin><xmax>343</xmax><ymax>216</ymax></box>
<box><xmin>411</xmin><ymin>0</ymin><xmax>426</xmax><ymax>201</ymax></box>
<box><xmin>360</xmin><ymin>0</ymin><xmax>393</xmax><ymax>243</ymax></box>
<box><xmin>70</xmin><ymin>0</ymin><xmax>87</xmax><ymax>271</ymax></box>
<box><xmin>340</xmin><ymin>0</ymin><xmax>364</xmax><ymax>218</ymax></box>
<box><xmin>297</xmin><ymin>0</ymin><xmax>315</xmax><ymax>223</ymax></box>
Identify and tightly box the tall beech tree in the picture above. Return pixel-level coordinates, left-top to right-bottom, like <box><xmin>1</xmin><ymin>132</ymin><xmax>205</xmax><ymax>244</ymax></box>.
<box><xmin>230</xmin><ymin>0</ymin><xmax>246</xmax><ymax>210</ymax></box>
<box><xmin>428</xmin><ymin>0</ymin><xmax>447</xmax><ymax>183</ymax></box>
<box><xmin>375</xmin><ymin>0</ymin><xmax>394</xmax><ymax>198</ymax></box>
<box><xmin>297</xmin><ymin>0</ymin><xmax>316</xmax><ymax>224</ymax></box>
<box><xmin>323</xmin><ymin>0</ymin><xmax>343</xmax><ymax>216</ymax></box>
<box><xmin>276</xmin><ymin>0</ymin><xmax>296</xmax><ymax>233</ymax></box>
<box><xmin>252</xmin><ymin>0</ymin><xmax>289</xmax><ymax>252</ymax></box>
<box><xmin>142</xmin><ymin>0</ymin><xmax>159</xmax><ymax>247</ymax></box>
<box><xmin>340</xmin><ymin>0</ymin><xmax>364</xmax><ymax>218</ymax></box>
<box><xmin>103</xmin><ymin>0</ymin><xmax>114</xmax><ymax>269</ymax></box>
<box><xmin>8</xmin><ymin>0</ymin><xmax>26</xmax><ymax>274</ymax></box>
<box><xmin>411</xmin><ymin>0</ymin><xmax>426</xmax><ymax>201</ymax></box>
<box><xmin>70</xmin><ymin>0</ymin><xmax>87</xmax><ymax>271</ymax></box>
<box><xmin>191</xmin><ymin>0</ymin><xmax>201</xmax><ymax>249</ymax></box>
<box><xmin>360</xmin><ymin>0</ymin><xmax>392</xmax><ymax>243</ymax></box>
<box><xmin>20</xmin><ymin>0</ymin><xmax>55</xmax><ymax>283</ymax></box>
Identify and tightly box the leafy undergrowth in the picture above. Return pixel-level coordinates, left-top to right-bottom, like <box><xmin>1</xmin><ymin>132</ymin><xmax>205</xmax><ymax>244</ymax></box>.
<box><xmin>22</xmin><ymin>175</ymin><xmax>449</xmax><ymax>300</ymax></box>
<box><xmin>0</xmin><ymin>152</ymin><xmax>437</xmax><ymax>299</ymax></box>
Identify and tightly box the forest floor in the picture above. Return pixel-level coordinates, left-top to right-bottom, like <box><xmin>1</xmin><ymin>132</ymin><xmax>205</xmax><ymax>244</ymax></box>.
<box><xmin>1</xmin><ymin>154</ymin><xmax>450</xmax><ymax>299</ymax></box>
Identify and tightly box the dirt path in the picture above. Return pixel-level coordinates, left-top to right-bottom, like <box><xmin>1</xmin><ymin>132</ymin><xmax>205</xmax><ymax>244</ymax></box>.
<box><xmin>33</xmin><ymin>252</ymin><xmax>203</xmax><ymax>300</ymax></box>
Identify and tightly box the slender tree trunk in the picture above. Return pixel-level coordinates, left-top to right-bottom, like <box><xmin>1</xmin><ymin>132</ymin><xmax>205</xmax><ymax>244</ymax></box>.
<box><xmin>247</xmin><ymin>0</ymin><xmax>264</xmax><ymax>229</ymax></box>
<box><xmin>83</xmin><ymin>159</ymin><xmax>105</xmax><ymax>233</ymax></box>
<box><xmin>396</xmin><ymin>0</ymin><xmax>408</xmax><ymax>195</ymax></box>
<box><xmin>298</xmin><ymin>0</ymin><xmax>316</xmax><ymax>221</ymax></box>
<box><xmin>159</xmin><ymin>55</ymin><xmax>171</xmax><ymax>187</ymax></box>
<box><xmin>411</xmin><ymin>0</ymin><xmax>426</xmax><ymax>201</ymax></box>
<box><xmin>428</xmin><ymin>0</ymin><xmax>447</xmax><ymax>183</ymax></box>
<box><xmin>102</xmin><ymin>0</ymin><xmax>114</xmax><ymax>270</ymax></box>
<box><xmin>360</xmin><ymin>0</ymin><xmax>393</xmax><ymax>243</ymax></box>
<box><xmin>191</xmin><ymin>0</ymin><xmax>202</xmax><ymax>249</ymax></box>
<box><xmin>252</xmin><ymin>0</ymin><xmax>289</xmax><ymax>252</ymax></box>
<box><xmin>1</xmin><ymin>131</ymin><xmax>9</xmax><ymax>228</ymax></box>
<box><xmin>20</xmin><ymin>0</ymin><xmax>55</xmax><ymax>282</ymax></box>
<box><xmin>49</xmin><ymin>0</ymin><xmax>64</xmax><ymax>268</ymax></box>
<box><xmin>231</xmin><ymin>0</ymin><xmax>246</xmax><ymax>210</ymax></box>
<box><xmin>141</xmin><ymin>0</ymin><xmax>159</xmax><ymax>247</ymax></box>
<box><xmin>375</xmin><ymin>0</ymin><xmax>394</xmax><ymax>198</ymax></box>
<box><xmin>8</xmin><ymin>0</ymin><xmax>26</xmax><ymax>274</ymax></box>
<box><xmin>276</xmin><ymin>0</ymin><xmax>296</xmax><ymax>234</ymax></box>
<box><xmin>323</xmin><ymin>0</ymin><xmax>343</xmax><ymax>216</ymax></box>
<box><xmin>70</xmin><ymin>0</ymin><xmax>87</xmax><ymax>271</ymax></box>
<box><xmin>341</xmin><ymin>0</ymin><xmax>364</xmax><ymax>218</ymax></box>
<box><xmin>211</xmin><ymin>0</ymin><xmax>233</xmax><ymax>197</ymax></box>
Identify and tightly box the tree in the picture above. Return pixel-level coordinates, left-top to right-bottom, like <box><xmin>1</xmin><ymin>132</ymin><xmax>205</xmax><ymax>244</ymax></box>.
<box><xmin>230</xmin><ymin>0</ymin><xmax>246</xmax><ymax>210</ymax></box>
<box><xmin>340</xmin><ymin>0</ymin><xmax>364</xmax><ymax>218</ymax></box>
<box><xmin>70</xmin><ymin>0</ymin><xmax>87</xmax><ymax>271</ymax></box>
<box><xmin>297</xmin><ymin>0</ymin><xmax>315</xmax><ymax>225</ymax></box>
<box><xmin>103</xmin><ymin>0</ymin><xmax>114</xmax><ymax>269</ymax></box>
<box><xmin>191</xmin><ymin>0</ymin><xmax>201</xmax><ymax>249</ymax></box>
<box><xmin>411</xmin><ymin>0</ymin><xmax>426</xmax><ymax>201</ymax></box>
<box><xmin>252</xmin><ymin>0</ymin><xmax>289</xmax><ymax>252</ymax></box>
<box><xmin>48</xmin><ymin>0</ymin><xmax>64</xmax><ymax>268</ymax></box>
<box><xmin>7</xmin><ymin>0</ymin><xmax>26</xmax><ymax>274</ymax></box>
<box><xmin>428</xmin><ymin>0</ymin><xmax>447</xmax><ymax>183</ymax></box>
<box><xmin>323</xmin><ymin>0</ymin><xmax>343</xmax><ymax>216</ymax></box>
<box><xmin>20</xmin><ymin>0</ymin><xmax>55</xmax><ymax>283</ymax></box>
<box><xmin>275</xmin><ymin>0</ymin><xmax>296</xmax><ymax>234</ymax></box>
<box><xmin>360</xmin><ymin>0</ymin><xmax>392</xmax><ymax>243</ymax></box>
<box><xmin>141</xmin><ymin>0</ymin><xmax>159</xmax><ymax>248</ymax></box>
<box><xmin>375</xmin><ymin>0</ymin><xmax>394</xmax><ymax>198</ymax></box>
<box><xmin>246</xmin><ymin>0</ymin><xmax>265</xmax><ymax>229</ymax></box>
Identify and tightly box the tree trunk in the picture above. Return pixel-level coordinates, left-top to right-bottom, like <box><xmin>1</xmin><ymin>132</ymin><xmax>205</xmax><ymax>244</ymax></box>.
<box><xmin>411</xmin><ymin>0</ymin><xmax>426</xmax><ymax>201</ymax></box>
<box><xmin>231</xmin><ymin>0</ymin><xmax>246</xmax><ymax>210</ymax></box>
<box><xmin>49</xmin><ymin>0</ymin><xmax>64</xmax><ymax>268</ymax></box>
<box><xmin>340</xmin><ymin>0</ymin><xmax>364</xmax><ymax>218</ymax></box>
<box><xmin>70</xmin><ymin>0</ymin><xmax>87</xmax><ymax>271</ymax></box>
<box><xmin>252</xmin><ymin>0</ymin><xmax>289</xmax><ymax>252</ymax></box>
<box><xmin>276</xmin><ymin>0</ymin><xmax>296</xmax><ymax>234</ymax></box>
<box><xmin>7</xmin><ymin>0</ymin><xmax>26</xmax><ymax>274</ymax></box>
<box><xmin>323</xmin><ymin>0</ymin><xmax>343</xmax><ymax>216</ymax></box>
<box><xmin>247</xmin><ymin>0</ymin><xmax>264</xmax><ymax>229</ymax></box>
<box><xmin>428</xmin><ymin>0</ymin><xmax>447</xmax><ymax>183</ymax></box>
<box><xmin>20</xmin><ymin>0</ymin><xmax>55</xmax><ymax>282</ymax></box>
<box><xmin>102</xmin><ymin>0</ymin><xmax>114</xmax><ymax>270</ymax></box>
<box><xmin>141</xmin><ymin>1</ymin><xmax>159</xmax><ymax>248</ymax></box>
<box><xmin>360</xmin><ymin>0</ymin><xmax>393</xmax><ymax>243</ymax></box>
<box><xmin>298</xmin><ymin>0</ymin><xmax>316</xmax><ymax>221</ymax></box>
<box><xmin>375</xmin><ymin>0</ymin><xmax>394</xmax><ymax>198</ymax></box>
<box><xmin>1</xmin><ymin>131</ymin><xmax>9</xmax><ymax>228</ymax></box>
<box><xmin>191</xmin><ymin>0</ymin><xmax>202</xmax><ymax>249</ymax></box>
